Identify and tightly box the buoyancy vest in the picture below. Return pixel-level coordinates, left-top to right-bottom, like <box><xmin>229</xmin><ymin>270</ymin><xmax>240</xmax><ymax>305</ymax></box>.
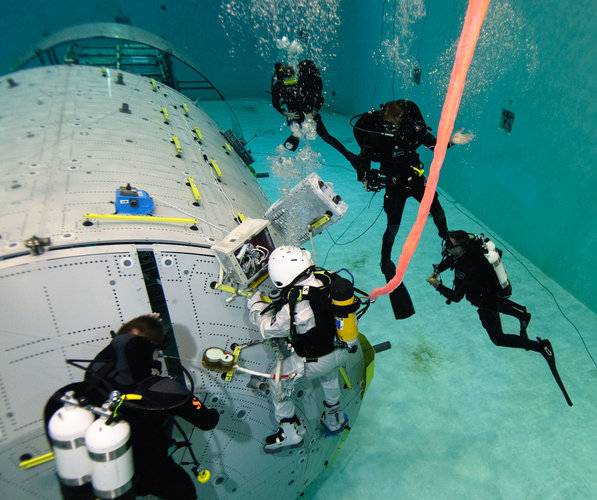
<box><xmin>353</xmin><ymin>100</ymin><xmax>430</xmax><ymax>167</ymax></box>
<box><xmin>287</xmin><ymin>270</ymin><xmax>337</xmax><ymax>359</ymax></box>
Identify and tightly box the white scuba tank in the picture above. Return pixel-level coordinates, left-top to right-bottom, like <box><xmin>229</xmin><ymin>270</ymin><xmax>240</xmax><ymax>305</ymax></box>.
<box><xmin>85</xmin><ymin>415</ymin><xmax>134</xmax><ymax>499</ymax></box>
<box><xmin>482</xmin><ymin>238</ymin><xmax>511</xmax><ymax>297</ymax></box>
<box><xmin>48</xmin><ymin>395</ymin><xmax>96</xmax><ymax>488</ymax></box>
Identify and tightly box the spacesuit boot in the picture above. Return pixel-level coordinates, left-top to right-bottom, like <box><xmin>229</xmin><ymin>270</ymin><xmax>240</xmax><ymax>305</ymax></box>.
<box><xmin>264</xmin><ymin>415</ymin><xmax>304</xmax><ymax>453</ymax></box>
<box><xmin>320</xmin><ymin>401</ymin><xmax>347</xmax><ymax>434</ymax></box>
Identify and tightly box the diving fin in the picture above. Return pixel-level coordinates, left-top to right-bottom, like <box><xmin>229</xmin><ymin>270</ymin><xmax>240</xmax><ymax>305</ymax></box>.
<box><xmin>537</xmin><ymin>337</ymin><xmax>573</xmax><ymax>407</ymax></box>
<box><xmin>381</xmin><ymin>260</ymin><xmax>415</xmax><ymax>320</ymax></box>
<box><xmin>389</xmin><ymin>282</ymin><xmax>415</xmax><ymax>320</ymax></box>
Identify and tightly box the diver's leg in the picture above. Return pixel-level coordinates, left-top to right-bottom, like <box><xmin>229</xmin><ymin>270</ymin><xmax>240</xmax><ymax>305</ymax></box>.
<box><xmin>499</xmin><ymin>299</ymin><xmax>531</xmax><ymax>336</ymax></box>
<box><xmin>309</xmin><ymin>351</ymin><xmax>348</xmax><ymax>433</ymax></box>
<box><xmin>477</xmin><ymin>304</ymin><xmax>536</xmax><ymax>350</ymax></box>
<box><xmin>380</xmin><ymin>190</ymin><xmax>406</xmax><ymax>276</ymax></box>
<box><xmin>411</xmin><ymin>175</ymin><xmax>448</xmax><ymax>239</ymax></box>
<box><xmin>380</xmin><ymin>191</ymin><xmax>415</xmax><ymax>319</ymax></box>
<box><xmin>264</xmin><ymin>354</ymin><xmax>304</xmax><ymax>452</ymax></box>
<box><xmin>314</xmin><ymin>113</ymin><xmax>358</xmax><ymax>163</ymax></box>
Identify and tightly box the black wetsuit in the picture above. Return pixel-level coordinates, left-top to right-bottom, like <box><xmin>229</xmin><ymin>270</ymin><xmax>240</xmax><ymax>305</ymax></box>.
<box><xmin>434</xmin><ymin>247</ymin><xmax>537</xmax><ymax>351</ymax></box>
<box><xmin>271</xmin><ymin>60</ymin><xmax>355</xmax><ymax>160</ymax></box>
<box><xmin>46</xmin><ymin>334</ymin><xmax>219</xmax><ymax>500</ymax></box>
<box><xmin>354</xmin><ymin>102</ymin><xmax>449</xmax><ymax>277</ymax></box>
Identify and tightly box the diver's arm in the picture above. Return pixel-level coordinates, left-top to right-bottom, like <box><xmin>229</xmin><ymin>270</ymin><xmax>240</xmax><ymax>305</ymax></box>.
<box><xmin>248</xmin><ymin>302</ymin><xmax>293</xmax><ymax>340</ymax></box>
<box><xmin>173</xmin><ymin>396</ymin><xmax>220</xmax><ymax>430</ymax></box>
<box><xmin>425</xmin><ymin>128</ymin><xmax>473</xmax><ymax>151</ymax></box>
<box><xmin>433</xmin><ymin>261</ymin><xmax>472</xmax><ymax>303</ymax></box>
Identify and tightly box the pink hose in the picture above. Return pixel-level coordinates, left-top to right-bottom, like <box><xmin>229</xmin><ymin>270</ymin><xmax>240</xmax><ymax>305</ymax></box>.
<box><xmin>369</xmin><ymin>0</ymin><xmax>490</xmax><ymax>302</ymax></box>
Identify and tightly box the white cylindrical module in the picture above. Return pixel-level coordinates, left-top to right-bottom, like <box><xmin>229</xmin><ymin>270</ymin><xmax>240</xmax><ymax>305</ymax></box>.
<box><xmin>85</xmin><ymin>417</ymin><xmax>134</xmax><ymax>499</ymax></box>
<box><xmin>48</xmin><ymin>405</ymin><xmax>96</xmax><ymax>487</ymax></box>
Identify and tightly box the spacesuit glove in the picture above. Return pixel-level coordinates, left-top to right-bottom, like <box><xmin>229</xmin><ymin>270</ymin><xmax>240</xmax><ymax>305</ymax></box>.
<box><xmin>247</xmin><ymin>292</ymin><xmax>267</xmax><ymax>312</ymax></box>
<box><xmin>284</xmin><ymin>111</ymin><xmax>300</xmax><ymax>120</ymax></box>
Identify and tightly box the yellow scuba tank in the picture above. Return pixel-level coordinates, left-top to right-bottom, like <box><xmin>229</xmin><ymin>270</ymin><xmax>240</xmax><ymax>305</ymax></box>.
<box><xmin>330</xmin><ymin>277</ymin><xmax>358</xmax><ymax>343</ymax></box>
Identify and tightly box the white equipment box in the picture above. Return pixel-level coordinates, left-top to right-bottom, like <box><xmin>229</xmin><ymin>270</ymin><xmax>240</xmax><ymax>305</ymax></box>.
<box><xmin>264</xmin><ymin>172</ymin><xmax>348</xmax><ymax>245</ymax></box>
<box><xmin>211</xmin><ymin>218</ymin><xmax>278</xmax><ymax>287</ymax></box>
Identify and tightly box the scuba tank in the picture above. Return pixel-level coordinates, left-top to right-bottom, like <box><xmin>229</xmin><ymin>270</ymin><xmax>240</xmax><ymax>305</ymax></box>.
<box><xmin>329</xmin><ymin>277</ymin><xmax>359</xmax><ymax>344</ymax></box>
<box><xmin>48</xmin><ymin>392</ymin><xmax>96</xmax><ymax>493</ymax></box>
<box><xmin>84</xmin><ymin>399</ymin><xmax>134</xmax><ymax>499</ymax></box>
<box><xmin>480</xmin><ymin>236</ymin><xmax>512</xmax><ymax>298</ymax></box>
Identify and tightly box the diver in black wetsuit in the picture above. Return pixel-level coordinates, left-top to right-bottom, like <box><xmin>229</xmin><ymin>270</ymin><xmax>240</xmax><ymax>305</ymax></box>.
<box><xmin>46</xmin><ymin>315</ymin><xmax>220</xmax><ymax>500</ymax></box>
<box><xmin>351</xmin><ymin>100</ymin><xmax>472</xmax><ymax>318</ymax></box>
<box><xmin>427</xmin><ymin>231</ymin><xmax>572</xmax><ymax>405</ymax></box>
<box><xmin>353</xmin><ymin>100</ymin><xmax>472</xmax><ymax>279</ymax></box>
<box><xmin>271</xmin><ymin>60</ymin><xmax>357</xmax><ymax>162</ymax></box>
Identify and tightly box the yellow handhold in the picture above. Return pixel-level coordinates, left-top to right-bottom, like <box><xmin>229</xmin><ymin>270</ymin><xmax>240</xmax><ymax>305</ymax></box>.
<box><xmin>161</xmin><ymin>106</ymin><xmax>170</xmax><ymax>123</ymax></box>
<box><xmin>236</xmin><ymin>212</ymin><xmax>245</xmax><ymax>222</ymax></box>
<box><xmin>187</xmin><ymin>177</ymin><xmax>201</xmax><ymax>200</ymax></box>
<box><xmin>338</xmin><ymin>366</ymin><xmax>352</xmax><ymax>390</ymax></box>
<box><xmin>182</xmin><ymin>103</ymin><xmax>190</xmax><ymax>115</ymax></box>
<box><xmin>225</xmin><ymin>345</ymin><xmax>243</xmax><ymax>381</ymax></box>
<box><xmin>225</xmin><ymin>142</ymin><xmax>232</xmax><ymax>151</ymax></box>
<box><xmin>84</xmin><ymin>213</ymin><xmax>198</xmax><ymax>224</ymax></box>
<box><xmin>211</xmin><ymin>282</ymin><xmax>272</xmax><ymax>302</ymax></box>
<box><xmin>122</xmin><ymin>394</ymin><xmax>142</xmax><ymax>400</ymax></box>
<box><xmin>251</xmin><ymin>273</ymin><xmax>269</xmax><ymax>288</ymax></box>
<box><xmin>194</xmin><ymin>127</ymin><xmax>203</xmax><ymax>141</ymax></box>
<box><xmin>101</xmin><ymin>67</ymin><xmax>107</xmax><ymax>77</ymax></box>
<box><xmin>413</xmin><ymin>166</ymin><xmax>424</xmax><ymax>176</ymax></box>
<box><xmin>210</xmin><ymin>159</ymin><xmax>222</xmax><ymax>177</ymax></box>
<box><xmin>20</xmin><ymin>452</ymin><xmax>55</xmax><ymax>470</ymax></box>
<box><xmin>150</xmin><ymin>78</ymin><xmax>158</xmax><ymax>91</ymax></box>
<box><xmin>197</xmin><ymin>470</ymin><xmax>210</xmax><ymax>483</ymax></box>
<box><xmin>308</xmin><ymin>214</ymin><xmax>330</xmax><ymax>232</ymax></box>
<box><xmin>172</xmin><ymin>136</ymin><xmax>183</xmax><ymax>155</ymax></box>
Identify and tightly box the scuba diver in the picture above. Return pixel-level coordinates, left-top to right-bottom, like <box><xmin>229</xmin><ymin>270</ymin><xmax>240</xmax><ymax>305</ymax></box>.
<box><xmin>271</xmin><ymin>60</ymin><xmax>358</xmax><ymax>164</ymax></box>
<box><xmin>45</xmin><ymin>314</ymin><xmax>220</xmax><ymax>500</ymax></box>
<box><xmin>426</xmin><ymin>231</ymin><xmax>572</xmax><ymax>406</ymax></box>
<box><xmin>247</xmin><ymin>246</ymin><xmax>352</xmax><ymax>453</ymax></box>
<box><xmin>351</xmin><ymin>99</ymin><xmax>473</xmax><ymax>319</ymax></box>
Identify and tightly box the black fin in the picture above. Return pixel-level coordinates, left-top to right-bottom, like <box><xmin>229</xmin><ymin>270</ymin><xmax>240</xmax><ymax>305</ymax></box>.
<box><xmin>389</xmin><ymin>282</ymin><xmax>415</xmax><ymax>320</ymax></box>
<box><xmin>538</xmin><ymin>338</ymin><xmax>573</xmax><ymax>407</ymax></box>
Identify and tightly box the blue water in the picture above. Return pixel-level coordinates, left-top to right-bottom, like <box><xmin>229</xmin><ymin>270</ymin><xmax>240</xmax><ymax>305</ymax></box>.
<box><xmin>2</xmin><ymin>1</ymin><xmax>595</xmax><ymax>497</ymax></box>
<box><xmin>204</xmin><ymin>97</ymin><xmax>597</xmax><ymax>500</ymax></box>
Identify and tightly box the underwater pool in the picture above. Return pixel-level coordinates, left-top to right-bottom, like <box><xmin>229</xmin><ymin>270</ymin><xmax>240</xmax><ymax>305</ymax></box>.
<box><xmin>1</xmin><ymin>0</ymin><xmax>595</xmax><ymax>498</ymax></box>
<box><xmin>203</xmin><ymin>97</ymin><xmax>597</xmax><ymax>500</ymax></box>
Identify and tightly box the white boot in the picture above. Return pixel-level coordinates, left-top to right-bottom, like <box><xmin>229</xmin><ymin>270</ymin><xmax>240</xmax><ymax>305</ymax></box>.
<box><xmin>264</xmin><ymin>415</ymin><xmax>304</xmax><ymax>453</ymax></box>
<box><xmin>321</xmin><ymin>401</ymin><xmax>347</xmax><ymax>434</ymax></box>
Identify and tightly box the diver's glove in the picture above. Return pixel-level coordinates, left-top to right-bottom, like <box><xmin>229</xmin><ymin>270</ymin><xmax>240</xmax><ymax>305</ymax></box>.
<box><xmin>426</xmin><ymin>274</ymin><xmax>441</xmax><ymax>289</ymax></box>
<box><xmin>284</xmin><ymin>111</ymin><xmax>300</xmax><ymax>120</ymax></box>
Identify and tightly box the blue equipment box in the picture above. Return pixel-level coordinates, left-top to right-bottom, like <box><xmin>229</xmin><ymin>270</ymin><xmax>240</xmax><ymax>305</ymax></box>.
<box><xmin>115</xmin><ymin>184</ymin><xmax>155</xmax><ymax>215</ymax></box>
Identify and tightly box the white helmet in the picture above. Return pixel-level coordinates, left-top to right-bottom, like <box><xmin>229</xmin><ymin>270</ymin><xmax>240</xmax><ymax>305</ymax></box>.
<box><xmin>268</xmin><ymin>246</ymin><xmax>313</xmax><ymax>288</ymax></box>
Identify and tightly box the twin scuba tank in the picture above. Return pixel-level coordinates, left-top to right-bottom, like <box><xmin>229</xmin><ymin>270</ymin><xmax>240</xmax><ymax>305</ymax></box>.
<box><xmin>48</xmin><ymin>391</ymin><xmax>134</xmax><ymax>499</ymax></box>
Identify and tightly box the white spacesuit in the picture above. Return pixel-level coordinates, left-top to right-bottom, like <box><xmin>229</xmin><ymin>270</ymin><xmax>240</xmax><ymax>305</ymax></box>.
<box><xmin>247</xmin><ymin>246</ymin><xmax>348</xmax><ymax>453</ymax></box>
